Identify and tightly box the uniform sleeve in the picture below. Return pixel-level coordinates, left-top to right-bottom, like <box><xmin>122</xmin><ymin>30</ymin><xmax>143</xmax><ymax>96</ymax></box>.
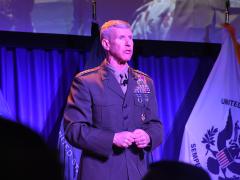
<box><xmin>64</xmin><ymin>76</ymin><xmax>115</xmax><ymax>158</ymax></box>
<box><xmin>142</xmin><ymin>79</ymin><xmax>163</xmax><ymax>151</ymax></box>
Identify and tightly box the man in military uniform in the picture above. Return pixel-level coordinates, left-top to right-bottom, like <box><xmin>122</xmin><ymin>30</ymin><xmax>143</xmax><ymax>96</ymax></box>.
<box><xmin>64</xmin><ymin>20</ymin><xmax>163</xmax><ymax>180</ymax></box>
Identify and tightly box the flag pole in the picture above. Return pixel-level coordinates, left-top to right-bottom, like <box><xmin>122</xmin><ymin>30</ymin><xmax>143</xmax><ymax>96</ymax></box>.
<box><xmin>91</xmin><ymin>0</ymin><xmax>99</xmax><ymax>37</ymax></box>
<box><xmin>225</xmin><ymin>0</ymin><xmax>230</xmax><ymax>24</ymax></box>
<box><xmin>223</xmin><ymin>0</ymin><xmax>240</xmax><ymax>64</ymax></box>
<box><xmin>92</xmin><ymin>0</ymin><xmax>97</xmax><ymax>22</ymax></box>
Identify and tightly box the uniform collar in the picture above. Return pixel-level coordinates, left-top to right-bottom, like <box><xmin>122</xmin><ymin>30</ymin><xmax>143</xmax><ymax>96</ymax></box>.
<box><xmin>100</xmin><ymin>59</ymin><xmax>130</xmax><ymax>80</ymax></box>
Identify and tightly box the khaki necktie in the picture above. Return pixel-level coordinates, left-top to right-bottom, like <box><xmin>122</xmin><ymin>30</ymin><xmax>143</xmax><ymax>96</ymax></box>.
<box><xmin>119</xmin><ymin>74</ymin><xmax>128</xmax><ymax>94</ymax></box>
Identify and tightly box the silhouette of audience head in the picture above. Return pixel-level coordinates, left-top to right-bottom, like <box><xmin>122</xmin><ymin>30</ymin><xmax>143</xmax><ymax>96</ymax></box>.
<box><xmin>0</xmin><ymin>116</ymin><xmax>62</xmax><ymax>180</ymax></box>
<box><xmin>143</xmin><ymin>160</ymin><xmax>211</xmax><ymax>180</ymax></box>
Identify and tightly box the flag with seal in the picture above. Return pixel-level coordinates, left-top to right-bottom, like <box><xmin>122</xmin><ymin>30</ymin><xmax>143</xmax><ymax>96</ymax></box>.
<box><xmin>179</xmin><ymin>24</ymin><xmax>240</xmax><ymax>180</ymax></box>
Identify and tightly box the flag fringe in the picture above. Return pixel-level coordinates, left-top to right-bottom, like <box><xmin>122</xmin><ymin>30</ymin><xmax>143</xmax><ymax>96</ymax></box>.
<box><xmin>223</xmin><ymin>23</ymin><xmax>240</xmax><ymax>64</ymax></box>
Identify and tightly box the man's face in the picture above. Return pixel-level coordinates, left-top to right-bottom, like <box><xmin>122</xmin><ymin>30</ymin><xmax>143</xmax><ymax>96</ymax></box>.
<box><xmin>104</xmin><ymin>27</ymin><xmax>134</xmax><ymax>63</ymax></box>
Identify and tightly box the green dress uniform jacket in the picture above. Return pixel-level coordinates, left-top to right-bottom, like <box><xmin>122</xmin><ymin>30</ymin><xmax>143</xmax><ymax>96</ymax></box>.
<box><xmin>64</xmin><ymin>60</ymin><xmax>163</xmax><ymax>180</ymax></box>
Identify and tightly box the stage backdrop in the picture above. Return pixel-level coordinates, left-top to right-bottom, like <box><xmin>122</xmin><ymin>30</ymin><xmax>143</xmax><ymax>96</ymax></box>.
<box><xmin>0</xmin><ymin>0</ymin><xmax>240</xmax><ymax>43</ymax></box>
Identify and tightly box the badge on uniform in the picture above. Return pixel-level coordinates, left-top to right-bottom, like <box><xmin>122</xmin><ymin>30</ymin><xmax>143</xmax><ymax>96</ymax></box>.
<box><xmin>134</xmin><ymin>75</ymin><xmax>150</xmax><ymax>94</ymax></box>
<box><xmin>136</xmin><ymin>94</ymin><xmax>143</xmax><ymax>103</ymax></box>
<box><xmin>134</xmin><ymin>75</ymin><xmax>150</xmax><ymax>103</ymax></box>
<box><xmin>141</xmin><ymin>113</ymin><xmax>146</xmax><ymax>122</ymax></box>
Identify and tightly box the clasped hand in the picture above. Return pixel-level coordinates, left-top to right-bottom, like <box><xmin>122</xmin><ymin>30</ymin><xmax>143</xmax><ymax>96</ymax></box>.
<box><xmin>113</xmin><ymin>129</ymin><xmax>150</xmax><ymax>148</ymax></box>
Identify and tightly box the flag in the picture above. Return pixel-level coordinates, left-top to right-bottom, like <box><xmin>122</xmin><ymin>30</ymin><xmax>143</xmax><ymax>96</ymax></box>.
<box><xmin>179</xmin><ymin>24</ymin><xmax>240</xmax><ymax>180</ymax></box>
<box><xmin>58</xmin><ymin>119</ymin><xmax>81</xmax><ymax>180</ymax></box>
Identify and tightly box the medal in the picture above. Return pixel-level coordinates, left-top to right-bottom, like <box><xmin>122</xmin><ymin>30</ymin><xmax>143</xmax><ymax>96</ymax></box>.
<box><xmin>136</xmin><ymin>94</ymin><xmax>143</xmax><ymax>103</ymax></box>
<box><xmin>134</xmin><ymin>75</ymin><xmax>151</xmax><ymax>94</ymax></box>
<box><xmin>141</xmin><ymin>113</ymin><xmax>146</xmax><ymax>122</ymax></box>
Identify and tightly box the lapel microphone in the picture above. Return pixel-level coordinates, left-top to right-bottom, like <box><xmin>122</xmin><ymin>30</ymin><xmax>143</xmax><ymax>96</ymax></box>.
<box><xmin>120</xmin><ymin>74</ymin><xmax>128</xmax><ymax>86</ymax></box>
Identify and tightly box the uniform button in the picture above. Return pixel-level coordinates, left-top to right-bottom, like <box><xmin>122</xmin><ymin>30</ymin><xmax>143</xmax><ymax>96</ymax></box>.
<box><xmin>123</xmin><ymin>104</ymin><xmax>127</xmax><ymax>108</ymax></box>
<box><xmin>123</xmin><ymin>115</ymin><xmax>128</xmax><ymax>120</ymax></box>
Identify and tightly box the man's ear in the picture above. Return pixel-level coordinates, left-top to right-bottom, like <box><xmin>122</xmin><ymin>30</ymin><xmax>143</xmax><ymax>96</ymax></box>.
<box><xmin>101</xmin><ymin>38</ymin><xmax>110</xmax><ymax>51</ymax></box>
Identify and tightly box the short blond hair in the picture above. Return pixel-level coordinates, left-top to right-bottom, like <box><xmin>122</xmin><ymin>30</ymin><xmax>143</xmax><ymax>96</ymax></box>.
<box><xmin>100</xmin><ymin>20</ymin><xmax>131</xmax><ymax>40</ymax></box>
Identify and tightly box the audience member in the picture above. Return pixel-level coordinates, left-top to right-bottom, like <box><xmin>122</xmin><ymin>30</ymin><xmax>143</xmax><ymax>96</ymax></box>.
<box><xmin>0</xmin><ymin>116</ymin><xmax>62</xmax><ymax>179</ymax></box>
<box><xmin>143</xmin><ymin>160</ymin><xmax>211</xmax><ymax>180</ymax></box>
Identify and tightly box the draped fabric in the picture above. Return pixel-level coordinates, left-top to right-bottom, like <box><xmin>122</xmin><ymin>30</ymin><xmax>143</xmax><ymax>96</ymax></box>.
<box><xmin>0</xmin><ymin>47</ymin><xmax>86</xmax><ymax>140</ymax></box>
<box><xmin>179</xmin><ymin>26</ymin><xmax>240</xmax><ymax>179</ymax></box>
<box><xmin>0</xmin><ymin>89</ymin><xmax>12</xmax><ymax>119</ymax></box>
<box><xmin>0</xmin><ymin>36</ymin><xmax>220</xmax><ymax>178</ymax></box>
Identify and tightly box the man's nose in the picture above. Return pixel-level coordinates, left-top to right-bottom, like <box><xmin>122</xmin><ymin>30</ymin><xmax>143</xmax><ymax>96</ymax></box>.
<box><xmin>125</xmin><ymin>39</ymin><xmax>132</xmax><ymax>46</ymax></box>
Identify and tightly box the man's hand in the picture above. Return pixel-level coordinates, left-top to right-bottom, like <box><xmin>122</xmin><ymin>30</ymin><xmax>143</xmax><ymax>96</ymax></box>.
<box><xmin>133</xmin><ymin>129</ymin><xmax>150</xmax><ymax>148</ymax></box>
<box><xmin>113</xmin><ymin>131</ymin><xmax>135</xmax><ymax>148</ymax></box>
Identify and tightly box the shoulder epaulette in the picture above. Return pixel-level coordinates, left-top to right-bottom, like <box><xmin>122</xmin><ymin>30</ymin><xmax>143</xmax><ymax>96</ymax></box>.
<box><xmin>132</xmin><ymin>69</ymin><xmax>150</xmax><ymax>78</ymax></box>
<box><xmin>76</xmin><ymin>66</ymin><xmax>100</xmax><ymax>77</ymax></box>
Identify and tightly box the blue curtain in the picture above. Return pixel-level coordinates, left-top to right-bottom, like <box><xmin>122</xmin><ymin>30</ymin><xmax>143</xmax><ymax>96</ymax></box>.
<box><xmin>0</xmin><ymin>47</ymin><xmax>85</xmax><ymax>138</ymax></box>
<box><xmin>0</xmin><ymin>41</ymin><xmax>218</xmax><ymax>179</ymax></box>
